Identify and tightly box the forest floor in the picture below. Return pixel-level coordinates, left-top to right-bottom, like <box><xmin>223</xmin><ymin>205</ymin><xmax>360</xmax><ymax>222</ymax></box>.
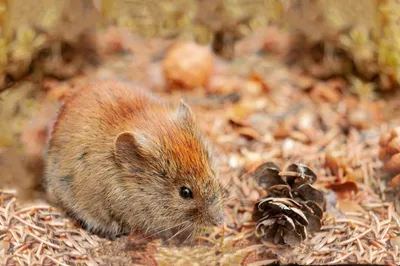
<box><xmin>1</xmin><ymin>27</ymin><xmax>400</xmax><ymax>265</ymax></box>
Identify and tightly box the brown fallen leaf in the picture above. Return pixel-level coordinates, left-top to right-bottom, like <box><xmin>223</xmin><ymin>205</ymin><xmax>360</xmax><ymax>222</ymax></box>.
<box><xmin>249</xmin><ymin>72</ymin><xmax>271</xmax><ymax>93</ymax></box>
<box><xmin>294</xmin><ymin>75</ymin><xmax>315</xmax><ymax>91</ymax></box>
<box><xmin>310</xmin><ymin>83</ymin><xmax>341</xmax><ymax>103</ymax></box>
<box><xmin>324</xmin><ymin>153</ymin><xmax>358</xmax><ymax>183</ymax></box>
<box><xmin>237</xmin><ymin>127</ymin><xmax>260</xmax><ymax>140</ymax></box>
<box><xmin>290</xmin><ymin>130</ymin><xmax>311</xmax><ymax>144</ymax></box>
<box><xmin>273</xmin><ymin>122</ymin><xmax>290</xmax><ymax>139</ymax></box>
<box><xmin>227</xmin><ymin>103</ymin><xmax>253</xmax><ymax>127</ymax></box>
<box><xmin>206</xmin><ymin>74</ymin><xmax>243</xmax><ymax>95</ymax></box>
<box><xmin>325</xmin><ymin>152</ymin><xmax>341</xmax><ymax>176</ymax></box>
<box><xmin>327</xmin><ymin>77</ymin><xmax>348</xmax><ymax>92</ymax></box>
<box><xmin>326</xmin><ymin>181</ymin><xmax>359</xmax><ymax>199</ymax></box>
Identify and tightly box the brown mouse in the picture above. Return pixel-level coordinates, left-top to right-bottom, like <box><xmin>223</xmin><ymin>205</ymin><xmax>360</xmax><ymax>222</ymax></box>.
<box><xmin>44</xmin><ymin>80</ymin><xmax>224</xmax><ymax>239</ymax></box>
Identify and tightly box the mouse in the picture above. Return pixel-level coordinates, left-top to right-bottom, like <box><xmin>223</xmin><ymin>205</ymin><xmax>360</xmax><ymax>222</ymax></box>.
<box><xmin>44</xmin><ymin>80</ymin><xmax>225</xmax><ymax>239</ymax></box>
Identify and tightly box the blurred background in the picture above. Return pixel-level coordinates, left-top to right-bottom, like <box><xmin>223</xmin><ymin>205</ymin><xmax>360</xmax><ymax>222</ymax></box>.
<box><xmin>1</xmin><ymin>0</ymin><xmax>399</xmax><ymax>148</ymax></box>
<box><xmin>1</xmin><ymin>1</ymin><xmax>400</xmax><ymax>265</ymax></box>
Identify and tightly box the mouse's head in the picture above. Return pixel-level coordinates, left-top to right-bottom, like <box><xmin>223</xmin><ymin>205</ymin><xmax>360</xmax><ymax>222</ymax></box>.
<box><xmin>114</xmin><ymin>101</ymin><xmax>224</xmax><ymax>235</ymax></box>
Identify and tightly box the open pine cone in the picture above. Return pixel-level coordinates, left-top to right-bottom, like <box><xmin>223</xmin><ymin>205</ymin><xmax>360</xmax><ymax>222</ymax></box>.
<box><xmin>379</xmin><ymin>126</ymin><xmax>400</xmax><ymax>190</ymax></box>
<box><xmin>252</xmin><ymin>162</ymin><xmax>326</xmax><ymax>247</ymax></box>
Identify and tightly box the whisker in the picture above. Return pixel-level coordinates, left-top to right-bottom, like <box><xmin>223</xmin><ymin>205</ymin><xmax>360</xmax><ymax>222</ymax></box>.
<box><xmin>132</xmin><ymin>220</ymin><xmax>189</xmax><ymax>242</ymax></box>
<box><xmin>144</xmin><ymin>217</ymin><xmax>178</xmax><ymax>234</ymax></box>
<box><xmin>148</xmin><ymin>220</ymin><xmax>189</xmax><ymax>238</ymax></box>
<box><xmin>163</xmin><ymin>223</ymin><xmax>191</xmax><ymax>246</ymax></box>
<box><xmin>180</xmin><ymin>228</ymin><xmax>195</xmax><ymax>248</ymax></box>
<box><xmin>191</xmin><ymin>228</ymin><xmax>199</xmax><ymax>245</ymax></box>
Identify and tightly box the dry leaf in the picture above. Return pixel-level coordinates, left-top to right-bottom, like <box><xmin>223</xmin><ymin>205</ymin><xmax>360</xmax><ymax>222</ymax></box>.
<box><xmin>326</xmin><ymin>181</ymin><xmax>359</xmax><ymax>199</ymax></box>
<box><xmin>228</xmin><ymin>103</ymin><xmax>253</xmax><ymax>127</ymax></box>
<box><xmin>238</xmin><ymin>127</ymin><xmax>260</xmax><ymax>140</ymax></box>
<box><xmin>310</xmin><ymin>83</ymin><xmax>341</xmax><ymax>103</ymax></box>
<box><xmin>249</xmin><ymin>72</ymin><xmax>271</xmax><ymax>92</ymax></box>
<box><xmin>325</xmin><ymin>153</ymin><xmax>340</xmax><ymax>176</ymax></box>
<box><xmin>273</xmin><ymin>123</ymin><xmax>290</xmax><ymax>139</ymax></box>
<box><xmin>294</xmin><ymin>75</ymin><xmax>315</xmax><ymax>91</ymax></box>
<box><xmin>207</xmin><ymin>74</ymin><xmax>243</xmax><ymax>95</ymax></box>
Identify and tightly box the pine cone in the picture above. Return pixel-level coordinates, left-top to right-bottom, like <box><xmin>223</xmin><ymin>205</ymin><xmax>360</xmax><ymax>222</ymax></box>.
<box><xmin>252</xmin><ymin>162</ymin><xmax>326</xmax><ymax>247</ymax></box>
<box><xmin>379</xmin><ymin>127</ymin><xmax>400</xmax><ymax>190</ymax></box>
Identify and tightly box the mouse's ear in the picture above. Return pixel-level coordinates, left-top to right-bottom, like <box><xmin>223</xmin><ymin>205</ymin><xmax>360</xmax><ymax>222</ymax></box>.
<box><xmin>175</xmin><ymin>99</ymin><xmax>195</xmax><ymax>125</ymax></box>
<box><xmin>114</xmin><ymin>131</ymin><xmax>149</xmax><ymax>167</ymax></box>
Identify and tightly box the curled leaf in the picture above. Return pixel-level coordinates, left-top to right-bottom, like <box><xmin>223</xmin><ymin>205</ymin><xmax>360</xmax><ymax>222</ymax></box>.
<box><xmin>237</xmin><ymin>127</ymin><xmax>260</xmax><ymax>140</ymax></box>
<box><xmin>326</xmin><ymin>180</ymin><xmax>359</xmax><ymax>199</ymax></box>
<box><xmin>325</xmin><ymin>153</ymin><xmax>341</xmax><ymax>175</ymax></box>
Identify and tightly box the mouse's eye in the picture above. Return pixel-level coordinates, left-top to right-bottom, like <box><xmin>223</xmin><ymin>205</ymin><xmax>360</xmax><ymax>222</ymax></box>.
<box><xmin>179</xmin><ymin>187</ymin><xmax>193</xmax><ymax>199</ymax></box>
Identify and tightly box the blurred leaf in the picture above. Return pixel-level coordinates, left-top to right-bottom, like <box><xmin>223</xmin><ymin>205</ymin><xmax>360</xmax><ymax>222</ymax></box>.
<box><xmin>326</xmin><ymin>181</ymin><xmax>359</xmax><ymax>199</ymax></box>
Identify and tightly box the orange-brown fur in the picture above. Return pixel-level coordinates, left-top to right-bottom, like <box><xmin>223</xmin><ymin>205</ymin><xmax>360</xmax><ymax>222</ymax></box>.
<box><xmin>45</xmin><ymin>81</ymin><xmax>224</xmax><ymax>239</ymax></box>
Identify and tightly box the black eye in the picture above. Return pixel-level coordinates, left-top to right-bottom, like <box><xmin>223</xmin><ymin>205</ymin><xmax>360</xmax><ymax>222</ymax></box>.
<box><xmin>179</xmin><ymin>187</ymin><xmax>193</xmax><ymax>199</ymax></box>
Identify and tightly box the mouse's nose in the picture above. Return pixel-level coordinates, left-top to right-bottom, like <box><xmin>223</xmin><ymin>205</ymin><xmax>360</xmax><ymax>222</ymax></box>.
<box><xmin>206</xmin><ymin>198</ymin><xmax>225</xmax><ymax>227</ymax></box>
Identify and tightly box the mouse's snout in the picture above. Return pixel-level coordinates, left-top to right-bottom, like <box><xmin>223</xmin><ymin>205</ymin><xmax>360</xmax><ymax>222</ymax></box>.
<box><xmin>206</xmin><ymin>201</ymin><xmax>225</xmax><ymax>227</ymax></box>
<box><xmin>212</xmin><ymin>212</ymin><xmax>224</xmax><ymax>227</ymax></box>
